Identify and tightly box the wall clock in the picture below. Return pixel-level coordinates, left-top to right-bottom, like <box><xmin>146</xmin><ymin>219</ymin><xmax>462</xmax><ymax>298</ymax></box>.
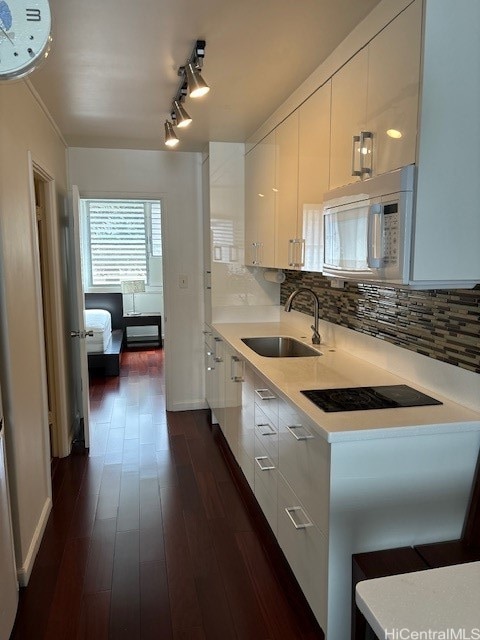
<box><xmin>0</xmin><ymin>0</ymin><xmax>52</xmax><ymax>81</ymax></box>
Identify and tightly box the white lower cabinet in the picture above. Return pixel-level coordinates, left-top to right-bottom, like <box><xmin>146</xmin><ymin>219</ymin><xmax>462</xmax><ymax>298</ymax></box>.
<box><xmin>278</xmin><ymin>399</ymin><xmax>330</xmax><ymax>535</ymax></box>
<box><xmin>277</xmin><ymin>473</ymin><xmax>328</xmax><ymax>629</ymax></box>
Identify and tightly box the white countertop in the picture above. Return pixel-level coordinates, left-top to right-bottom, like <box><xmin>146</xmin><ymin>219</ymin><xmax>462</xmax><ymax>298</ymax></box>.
<box><xmin>356</xmin><ymin>561</ymin><xmax>480</xmax><ymax>638</ymax></box>
<box><xmin>212</xmin><ymin>320</ymin><xmax>480</xmax><ymax>443</ymax></box>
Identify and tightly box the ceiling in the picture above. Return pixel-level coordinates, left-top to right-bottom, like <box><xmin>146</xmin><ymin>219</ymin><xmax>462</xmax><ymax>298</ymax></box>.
<box><xmin>30</xmin><ymin>0</ymin><xmax>381</xmax><ymax>152</ymax></box>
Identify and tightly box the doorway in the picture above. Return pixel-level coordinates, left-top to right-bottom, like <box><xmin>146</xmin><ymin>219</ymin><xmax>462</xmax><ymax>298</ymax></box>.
<box><xmin>29</xmin><ymin>160</ymin><xmax>70</xmax><ymax>460</ymax></box>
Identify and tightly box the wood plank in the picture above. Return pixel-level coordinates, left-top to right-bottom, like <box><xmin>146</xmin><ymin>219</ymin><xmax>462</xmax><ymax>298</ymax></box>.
<box><xmin>76</xmin><ymin>591</ymin><xmax>111</xmax><ymax>640</ymax></box>
<box><xmin>83</xmin><ymin>517</ymin><xmax>117</xmax><ymax>594</ymax></box>
<box><xmin>140</xmin><ymin>561</ymin><xmax>173</xmax><ymax>640</ymax></box>
<box><xmin>44</xmin><ymin>537</ymin><xmax>91</xmax><ymax>640</ymax></box>
<box><xmin>109</xmin><ymin>530</ymin><xmax>141</xmax><ymax>640</ymax></box>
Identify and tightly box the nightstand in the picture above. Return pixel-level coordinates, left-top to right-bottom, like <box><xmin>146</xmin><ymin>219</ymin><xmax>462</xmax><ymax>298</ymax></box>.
<box><xmin>123</xmin><ymin>313</ymin><xmax>162</xmax><ymax>348</ymax></box>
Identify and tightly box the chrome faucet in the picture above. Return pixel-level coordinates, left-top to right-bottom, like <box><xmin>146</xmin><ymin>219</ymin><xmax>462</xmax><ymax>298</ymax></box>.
<box><xmin>284</xmin><ymin>287</ymin><xmax>321</xmax><ymax>345</ymax></box>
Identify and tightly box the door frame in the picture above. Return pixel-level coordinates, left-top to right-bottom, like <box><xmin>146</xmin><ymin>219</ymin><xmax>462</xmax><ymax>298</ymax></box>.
<box><xmin>28</xmin><ymin>153</ymin><xmax>71</xmax><ymax>458</ymax></box>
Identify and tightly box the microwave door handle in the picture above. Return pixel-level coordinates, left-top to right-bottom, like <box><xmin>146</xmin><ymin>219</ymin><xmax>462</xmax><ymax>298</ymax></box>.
<box><xmin>367</xmin><ymin>204</ymin><xmax>385</xmax><ymax>269</ymax></box>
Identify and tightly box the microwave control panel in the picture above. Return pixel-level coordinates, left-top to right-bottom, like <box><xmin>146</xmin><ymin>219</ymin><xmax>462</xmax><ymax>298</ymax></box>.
<box><xmin>383</xmin><ymin>203</ymin><xmax>399</xmax><ymax>265</ymax></box>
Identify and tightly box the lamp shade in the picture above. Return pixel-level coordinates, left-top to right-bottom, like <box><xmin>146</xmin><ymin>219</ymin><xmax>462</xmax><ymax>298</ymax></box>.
<box><xmin>164</xmin><ymin>120</ymin><xmax>179</xmax><ymax>147</ymax></box>
<box><xmin>121</xmin><ymin>279</ymin><xmax>145</xmax><ymax>294</ymax></box>
<box><xmin>185</xmin><ymin>62</ymin><xmax>210</xmax><ymax>98</ymax></box>
<box><xmin>173</xmin><ymin>100</ymin><xmax>192</xmax><ymax>128</ymax></box>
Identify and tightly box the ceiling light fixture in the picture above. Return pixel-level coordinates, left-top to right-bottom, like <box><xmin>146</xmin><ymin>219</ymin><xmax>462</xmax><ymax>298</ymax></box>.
<box><xmin>164</xmin><ymin>40</ymin><xmax>210</xmax><ymax>148</ymax></box>
<box><xmin>172</xmin><ymin>100</ymin><xmax>192</xmax><ymax>128</ymax></box>
<box><xmin>164</xmin><ymin>120</ymin><xmax>179</xmax><ymax>147</ymax></box>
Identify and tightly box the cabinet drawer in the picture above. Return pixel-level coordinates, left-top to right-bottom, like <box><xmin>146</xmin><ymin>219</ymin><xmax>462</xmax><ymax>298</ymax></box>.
<box><xmin>277</xmin><ymin>473</ymin><xmax>328</xmax><ymax>629</ymax></box>
<box><xmin>254</xmin><ymin>404</ymin><xmax>278</xmax><ymax>466</ymax></box>
<box><xmin>253</xmin><ymin>374</ymin><xmax>278</xmax><ymax>426</ymax></box>
<box><xmin>278</xmin><ymin>402</ymin><xmax>330</xmax><ymax>534</ymax></box>
<box><xmin>237</xmin><ymin>445</ymin><xmax>254</xmax><ymax>491</ymax></box>
<box><xmin>254</xmin><ymin>446</ymin><xmax>278</xmax><ymax>535</ymax></box>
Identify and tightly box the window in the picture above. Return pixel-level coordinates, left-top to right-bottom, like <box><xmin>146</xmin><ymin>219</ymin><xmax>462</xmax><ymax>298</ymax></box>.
<box><xmin>82</xmin><ymin>199</ymin><xmax>162</xmax><ymax>287</ymax></box>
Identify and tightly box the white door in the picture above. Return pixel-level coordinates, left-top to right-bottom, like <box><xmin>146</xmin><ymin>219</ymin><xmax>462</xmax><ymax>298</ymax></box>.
<box><xmin>0</xmin><ymin>417</ymin><xmax>18</xmax><ymax>640</ymax></box>
<box><xmin>69</xmin><ymin>186</ymin><xmax>91</xmax><ymax>448</ymax></box>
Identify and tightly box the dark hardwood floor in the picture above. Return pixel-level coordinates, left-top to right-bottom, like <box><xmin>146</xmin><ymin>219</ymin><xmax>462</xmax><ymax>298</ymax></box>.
<box><xmin>11</xmin><ymin>348</ymin><xmax>324</xmax><ymax>640</ymax></box>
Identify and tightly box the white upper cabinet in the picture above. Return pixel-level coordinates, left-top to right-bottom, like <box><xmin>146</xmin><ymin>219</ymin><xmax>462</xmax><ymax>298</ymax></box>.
<box><xmin>330</xmin><ymin>0</ymin><xmax>422</xmax><ymax>189</ymax></box>
<box><xmin>367</xmin><ymin>0</ymin><xmax>422</xmax><ymax>177</ymax></box>
<box><xmin>245</xmin><ymin>132</ymin><xmax>276</xmax><ymax>267</ymax></box>
<box><xmin>274</xmin><ymin>111</ymin><xmax>300</xmax><ymax>270</ymax></box>
<box><xmin>330</xmin><ymin>49</ymin><xmax>369</xmax><ymax>190</ymax></box>
<box><xmin>298</xmin><ymin>82</ymin><xmax>331</xmax><ymax>272</ymax></box>
<box><xmin>273</xmin><ymin>82</ymin><xmax>332</xmax><ymax>272</ymax></box>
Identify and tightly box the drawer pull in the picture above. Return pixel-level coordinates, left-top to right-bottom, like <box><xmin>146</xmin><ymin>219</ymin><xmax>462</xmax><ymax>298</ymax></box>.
<box><xmin>286</xmin><ymin>424</ymin><xmax>314</xmax><ymax>441</ymax></box>
<box><xmin>255</xmin><ymin>388</ymin><xmax>276</xmax><ymax>401</ymax></box>
<box><xmin>255</xmin><ymin>456</ymin><xmax>275</xmax><ymax>471</ymax></box>
<box><xmin>256</xmin><ymin>422</ymin><xmax>276</xmax><ymax>436</ymax></box>
<box><xmin>285</xmin><ymin>506</ymin><xmax>313</xmax><ymax>530</ymax></box>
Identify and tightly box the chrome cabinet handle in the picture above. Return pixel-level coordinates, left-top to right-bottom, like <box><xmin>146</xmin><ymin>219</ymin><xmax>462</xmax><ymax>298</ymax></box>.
<box><xmin>231</xmin><ymin>355</ymin><xmax>245</xmax><ymax>382</ymax></box>
<box><xmin>255</xmin><ymin>388</ymin><xmax>276</xmax><ymax>401</ymax></box>
<box><xmin>256</xmin><ymin>422</ymin><xmax>276</xmax><ymax>436</ymax></box>
<box><xmin>286</xmin><ymin>424</ymin><xmax>314</xmax><ymax>441</ymax></box>
<box><xmin>285</xmin><ymin>506</ymin><xmax>313</xmax><ymax>529</ymax></box>
<box><xmin>252</xmin><ymin>242</ymin><xmax>258</xmax><ymax>265</ymax></box>
<box><xmin>288</xmin><ymin>238</ymin><xmax>305</xmax><ymax>268</ymax></box>
<box><xmin>360</xmin><ymin>131</ymin><xmax>373</xmax><ymax>177</ymax></box>
<box><xmin>255</xmin><ymin>456</ymin><xmax>275</xmax><ymax>471</ymax></box>
<box><xmin>351</xmin><ymin>134</ymin><xmax>361</xmax><ymax>177</ymax></box>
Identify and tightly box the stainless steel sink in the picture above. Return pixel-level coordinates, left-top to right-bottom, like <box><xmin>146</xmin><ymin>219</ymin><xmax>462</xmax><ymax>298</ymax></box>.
<box><xmin>241</xmin><ymin>336</ymin><xmax>321</xmax><ymax>358</ymax></box>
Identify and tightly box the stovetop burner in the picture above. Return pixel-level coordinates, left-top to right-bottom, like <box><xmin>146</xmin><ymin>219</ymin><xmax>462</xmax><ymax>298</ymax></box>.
<box><xmin>300</xmin><ymin>385</ymin><xmax>442</xmax><ymax>413</ymax></box>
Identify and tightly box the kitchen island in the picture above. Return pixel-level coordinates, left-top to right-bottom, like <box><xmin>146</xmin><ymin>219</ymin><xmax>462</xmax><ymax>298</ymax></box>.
<box><xmin>208</xmin><ymin>315</ymin><xmax>480</xmax><ymax>640</ymax></box>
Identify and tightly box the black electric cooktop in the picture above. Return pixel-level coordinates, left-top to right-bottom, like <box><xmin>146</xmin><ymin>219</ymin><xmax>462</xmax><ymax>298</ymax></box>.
<box><xmin>300</xmin><ymin>384</ymin><xmax>443</xmax><ymax>413</ymax></box>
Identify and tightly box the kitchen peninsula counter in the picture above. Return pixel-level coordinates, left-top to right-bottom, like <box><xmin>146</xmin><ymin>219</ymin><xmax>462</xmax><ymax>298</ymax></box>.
<box><xmin>212</xmin><ymin>320</ymin><xmax>480</xmax><ymax>443</ymax></box>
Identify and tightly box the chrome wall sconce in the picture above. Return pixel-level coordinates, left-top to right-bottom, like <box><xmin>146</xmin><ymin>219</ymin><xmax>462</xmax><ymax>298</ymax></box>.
<box><xmin>164</xmin><ymin>39</ymin><xmax>210</xmax><ymax>148</ymax></box>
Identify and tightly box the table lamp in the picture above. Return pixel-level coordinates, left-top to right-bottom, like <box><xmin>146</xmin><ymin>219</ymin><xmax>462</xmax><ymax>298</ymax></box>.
<box><xmin>121</xmin><ymin>279</ymin><xmax>145</xmax><ymax>316</ymax></box>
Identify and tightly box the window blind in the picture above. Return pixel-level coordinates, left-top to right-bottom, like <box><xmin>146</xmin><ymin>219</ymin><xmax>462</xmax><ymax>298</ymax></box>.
<box><xmin>87</xmin><ymin>200</ymin><xmax>147</xmax><ymax>285</ymax></box>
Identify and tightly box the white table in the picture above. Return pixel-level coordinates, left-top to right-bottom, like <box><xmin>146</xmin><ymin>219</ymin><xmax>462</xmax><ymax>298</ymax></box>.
<box><xmin>356</xmin><ymin>561</ymin><xmax>480</xmax><ymax>639</ymax></box>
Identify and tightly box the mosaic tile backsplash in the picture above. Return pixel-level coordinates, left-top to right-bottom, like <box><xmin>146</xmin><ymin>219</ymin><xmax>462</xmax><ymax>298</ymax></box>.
<box><xmin>280</xmin><ymin>272</ymin><xmax>480</xmax><ymax>374</ymax></box>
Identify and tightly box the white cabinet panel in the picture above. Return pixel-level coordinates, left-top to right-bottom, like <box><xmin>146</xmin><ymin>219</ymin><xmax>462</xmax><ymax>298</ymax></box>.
<box><xmin>277</xmin><ymin>473</ymin><xmax>328</xmax><ymax>629</ymax></box>
<box><xmin>245</xmin><ymin>133</ymin><xmax>276</xmax><ymax>267</ymax></box>
<box><xmin>275</xmin><ymin>111</ymin><xmax>300</xmax><ymax>270</ymax></box>
<box><xmin>278</xmin><ymin>401</ymin><xmax>330</xmax><ymax>535</ymax></box>
<box><xmin>330</xmin><ymin>0</ymin><xmax>421</xmax><ymax>190</ymax></box>
<box><xmin>367</xmin><ymin>0</ymin><xmax>422</xmax><ymax>176</ymax></box>
<box><xmin>330</xmin><ymin>48</ymin><xmax>368</xmax><ymax>190</ymax></box>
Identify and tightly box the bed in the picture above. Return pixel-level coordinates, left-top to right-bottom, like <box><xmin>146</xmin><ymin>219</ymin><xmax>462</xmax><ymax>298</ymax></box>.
<box><xmin>84</xmin><ymin>293</ymin><xmax>125</xmax><ymax>376</ymax></box>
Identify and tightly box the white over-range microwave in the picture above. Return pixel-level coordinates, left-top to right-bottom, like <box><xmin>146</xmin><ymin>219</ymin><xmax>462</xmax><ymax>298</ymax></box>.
<box><xmin>322</xmin><ymin>164</ymin><xmax>415</xmax><ymax>285</ymax></box>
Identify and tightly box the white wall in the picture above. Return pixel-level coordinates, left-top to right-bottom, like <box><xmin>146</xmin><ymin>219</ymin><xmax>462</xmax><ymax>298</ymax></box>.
<box><xmin>68</xmin><ymin>147</ymin><xmax>205</xmax><ymax>411</ymax></box>
<box><xmin>0</xmin><ymin>80</ymin><xmax>70</xmax><ymax>582</ymax></box>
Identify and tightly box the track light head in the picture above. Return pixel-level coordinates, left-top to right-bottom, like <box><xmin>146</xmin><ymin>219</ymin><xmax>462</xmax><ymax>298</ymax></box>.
<box><xmin>185</xmin><ymin>62</ymin><xmax>210</xmax><ymax>98</ymax></box>
<box><xmin>173</xmin><ymin>100</ymin><xmax>192</xmax><ymax>128</ymax></box>
<box><xmin>164</xmin><ymin>120</ymin><xmax>179</xmax><ymax>148</ymax></box>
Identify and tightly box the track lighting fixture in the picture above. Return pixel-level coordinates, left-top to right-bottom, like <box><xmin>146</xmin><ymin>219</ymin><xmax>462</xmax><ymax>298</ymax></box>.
<box><xmin>185</xmin><ymin>62</ymin><xmax>210</xmax><ymax>98</ymax></box>
<box><xmin>164</xmin><ymin>40</ymin><xmax>210</xmax><ymax>148</ymax></box>
<box><xmin>172</xmin><ymin>100</ymin><xmax>192</xmax><ymax>128</ymax></box>
<box><xmin>164</xmin><ymin>120</ymin><xmax>179</xmax><ymax>147</ymax></box>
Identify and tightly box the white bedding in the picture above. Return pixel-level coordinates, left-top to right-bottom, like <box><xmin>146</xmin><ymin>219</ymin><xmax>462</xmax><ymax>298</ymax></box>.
<box><xmin>84</xmin><ymin>308</ymin><xmax>112</xmax><ymax>353</ymax></box>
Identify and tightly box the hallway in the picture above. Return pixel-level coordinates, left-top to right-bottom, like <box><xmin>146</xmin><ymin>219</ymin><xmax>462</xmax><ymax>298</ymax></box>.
<box><xmin>10</xmin><ymin>349</ymin><xmax>323</xmax><ymax>639</ymax></box>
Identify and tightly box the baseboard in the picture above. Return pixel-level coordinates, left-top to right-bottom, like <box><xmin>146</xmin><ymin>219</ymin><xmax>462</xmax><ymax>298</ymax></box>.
<box><xmin>167</xmin><ymin>399</ymin><xmax>208</xmax><ymax>412</ymax></box>
<box><xmin>16</xmin><ymin>496</ymin><xmax>52</xmax><ymax>587</ymax></box>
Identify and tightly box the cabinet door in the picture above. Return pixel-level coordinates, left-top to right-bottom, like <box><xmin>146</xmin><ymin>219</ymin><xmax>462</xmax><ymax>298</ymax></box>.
<box><xmin>277</xmin><ymin>473</ymin><xmax>328</xmax><ymax>629</ymax></box>
<box><xmin>274</xmin><ymin>111</ymin><xmax>299</xmax><ymax>270</ymax></box>
<box><xmin>330</xmin><ymin>48</ymin><xmax>368</xmax><ymax>190</ymax></box>
<box><xmin>278</xmin><ymin>400</ymin><xmax>330</xmax><ymax>534</ymax></box>
<box><xmin>244</xmin><ymin>134</ymin><xmax>276</xmax><ymax>267</ymax></box>
<box><xmin>223</xmin><ymin>347</ymin><xmax>243</xmax><ymax>458</ymax></box>
<box><xmin>210</xmin><ymin>334</ymin><xmax>226</xmax><ymax>429</ymax></box>
<box><xmin>244</xmin><ymin>146</ymin><xmax>258</xmax><ymax>267</ymax></box>
<box><xmin>298</xmin><ymin>82</ymin><xmax>331</xmax><ymax>272</ymax></box>
<box><xmin>237</xmin><ymin>362</ymin><xmax>255</xmax><ymax>489</ymax></box>
<box><xmin>367</xmin><ymin>0</ymin><xmax>422</xmax><ymax>176</ymax></box>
